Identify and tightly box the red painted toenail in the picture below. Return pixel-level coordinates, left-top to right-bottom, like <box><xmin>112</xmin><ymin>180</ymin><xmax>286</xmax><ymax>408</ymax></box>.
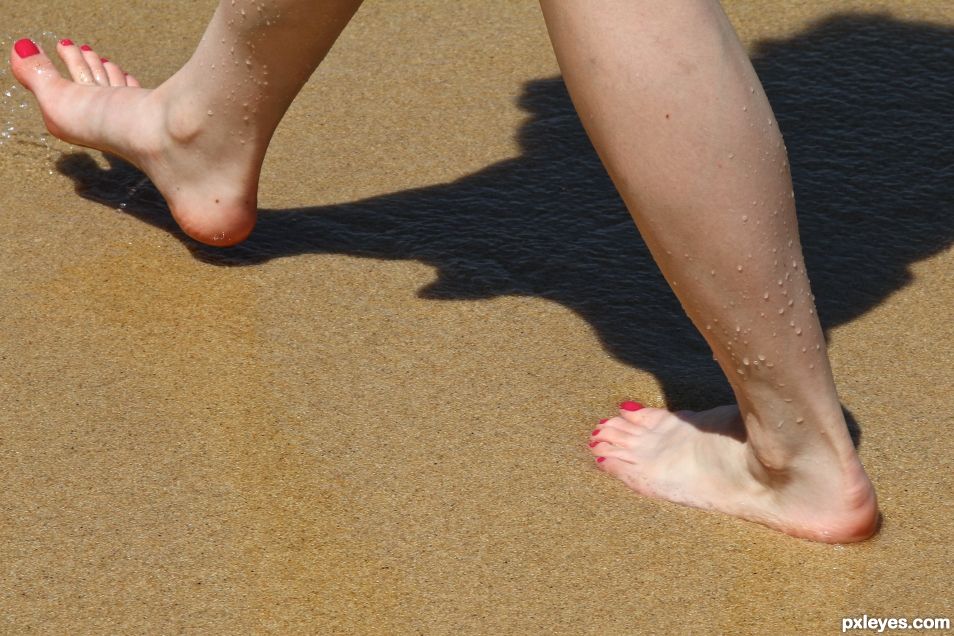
<box><xmin>599</xmin><ymin>418</ymin><xmax>609</xmax><ymax>424</ymax></box>
<box><xmin>591</xmin><ymin>429</ymin><xmax>600</xmax><ymax>436</ymax></box>
<box><xmin>80</xmin><ymin>44</ymin><xmax>92</xmax><ymax>51</ymax></box>
<box><xmin>14</xmin><ymin>39</ymin><xmax>40</xmax><ymax>59</ymax></box>
<box><xmin>59</xmin><ymin>39</ymin><xmax>74</xmax><ymax>47</ymax></box>
<box><xmin>100</xmin><ymin>57</ymin><xmax>109</xmax><ymax>64</ymax></box>
<box><xmin>588</xmin><ymin>441</ymin><xmax>599</xmax><ymax>448</ymax></box>
<box><xmin>596</xmin><ymin>457</ymin><xmax>606</xmax><ymax>463</ymax></box>
<box><xmin>620</xmin><ymin>401</ymin><xmax>644</xmax><ymax>411</ymax></box>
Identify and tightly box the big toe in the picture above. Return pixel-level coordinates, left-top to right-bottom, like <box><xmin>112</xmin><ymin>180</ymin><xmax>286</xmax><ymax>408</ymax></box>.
<box><xmin>10</xmin><ymin>39</ymin><xmax>64</xmax><ymax>95</ymax></box>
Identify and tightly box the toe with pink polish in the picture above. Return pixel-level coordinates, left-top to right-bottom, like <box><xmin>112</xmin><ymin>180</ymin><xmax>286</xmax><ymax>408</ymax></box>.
<box><xmin>14</xmin><ymin>39</ymin><xmax>40</xmax><ymax>59</ymax></box>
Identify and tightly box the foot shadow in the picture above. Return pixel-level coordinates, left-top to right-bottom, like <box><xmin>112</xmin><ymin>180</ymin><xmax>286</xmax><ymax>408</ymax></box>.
<box><xmin>58</xmin><ymin>13</ymin><xmax>954</xmax><ymax>447</ymax></box>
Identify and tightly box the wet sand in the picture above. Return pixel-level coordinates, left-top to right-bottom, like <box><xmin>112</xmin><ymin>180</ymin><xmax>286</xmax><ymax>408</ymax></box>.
<box><xmin>1</xmin><ymin>1</ymin><xmax>952</xmax><ymax>633</ymax></box>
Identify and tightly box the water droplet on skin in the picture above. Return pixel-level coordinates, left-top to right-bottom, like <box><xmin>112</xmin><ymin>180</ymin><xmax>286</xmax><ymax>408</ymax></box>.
<box><xmin>742</xmin><ymin>106</ymin><xmax>748</xmax><ymax>112</ymax></box>
<box><xmin>815</xmin><ymin>344</ymin><xmax>821</xmax><ymax>350</ymax></box>
<box><xmin>777</xmin><ymin>280</ymin><xmax>783</xmax><ymax>286</ymax></box>
<box><xmin>736</xmin><ymin>265</ymin><xmax>743</xmax><ymax>272</ymax></box>
<box><xmin>795</xmin><ymin>327</ymin><xmax>802</xmax><ymax>335</ymax></box>
<box><xmin>742</xmin><ymin>215</ymin><xmax>748</xmax><ymax>222</ymax></box>
<box><xmin>762</xmin><ymin>292</ymin><xmax>769</xmax><ymax>300</ymax></box>
<box><xmin>809</xmin><ymin>363</ymin><xmax>815</xmax><ymax>369</ymax></box>
<box><xmin>750</xmin><ymin>86</ymin><xmax>755</xmax><ymax>93</ymax></box>
<box><xmin>796</xmin><ymin>417</ymin><xmax>804</xmax><ymax>424</ymax></box>
<box><xmin>788</xmin><ymin>299</ymin><xmax>794</xmax><ymax>307</ymax></box>
<box><xmin>789</xmin><ymin>320</ymin><xmax>795</xmax><ymax>327</ymax></box>
<box><xmin>776</xmin><ymin>420</ymin><xmax>784</xmax><ymax>428</ymax></box>
<box><xmin>766</xmin><ymin>362</ymin><xmax>774</xmax><ymax>368</ymax></box>
<box><xmin>207</xmin><ymin>110</ymin><xmax>214</xmax><ymax>116</ymax></box>
<box><xmin>758</xmin><ymin>354</ymin><xmax>766</xmax><ymax>361</ymax></box>
<box><xmin>705</xmin><ymin>324</ymin><xmax>712</xmax><ymax>331</ymax></box>
<box><xmin>728</xmin><ymin>152</ymin><xmax>735</xmax><ymax>159</ymax></box>
<box><xmin>743</xmin><ymin>357</ymin><xmax>750</xmax><ymax>366</ymax></box>
<box><xmin>736</xmin><ymin>369</ymin><xmax>744</xmax><ymax>375</ymax></box>
<box><xmin>784</xmin><ymin>398</ymin><xmax>793</xmax><ymax>402</ymax></box>
<box><xmin>801</xmin><ymin>346</ymin><xmax>807</xmax><ymax>353</ymax></box>
<box><xmin>778</xmin><ymin>308</ymin><xmax>785</xmax><ymax>315</ymax></box>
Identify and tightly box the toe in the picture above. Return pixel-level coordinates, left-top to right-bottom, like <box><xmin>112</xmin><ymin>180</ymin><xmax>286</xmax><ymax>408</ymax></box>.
<box><xmin>588</xmin><ymin>441</ymin><xmax>632</xmax><ymax>461</ymax></box>
<box><xmin>601</xmin><ymin>414</ymin><xmax>644</xmax><ymax>435</ymax></box>
<box><xmin>618</xmin><ymin>400</ymin><xmax>649</xmax><ymax>424</ymax></box>
<box><xmin>124</xmin><ymin>73</ymin><xmax>141</xmax><ymax>88</ymax></box>
<box><xmin>594</xmin><ymin>455</ymin><xmax>635</xmax><ymax>473</ymax></box>
<box><xmin>102</xmin><ymin>59</ymin><xmax>126</xmax><ymax>87</ymax></box>
<box><xmin>79</xmin><ymin>45</ymin><xmax>109</xmax><ymax>86</ymax></box>
<box><xmin>9</xmin><ymin>39</ymin><xmax>67</xmax><ymax>95</ymax></box>
<box><xmin>56</xmin><ymin>39</ymin><xmax>96</xmax><ymax>85</ymax></box>
<box><xmin>591</xmin><ymin>423</ymin><xmax>639</xmax><ymax>449</ymax></box>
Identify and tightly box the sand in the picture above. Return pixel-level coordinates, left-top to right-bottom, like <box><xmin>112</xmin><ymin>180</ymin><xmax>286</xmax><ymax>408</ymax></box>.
<box><xmin>0</xmin><ymin>1</ymin><xmax>952</xmax><ymax>633</ymax></box>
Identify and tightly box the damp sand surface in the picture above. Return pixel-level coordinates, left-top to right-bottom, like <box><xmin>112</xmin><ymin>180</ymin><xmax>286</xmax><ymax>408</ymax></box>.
<box><xmin>1</xmin><ymin>1</ymin><xmax>952</xmax><ymax>634</ymax></box>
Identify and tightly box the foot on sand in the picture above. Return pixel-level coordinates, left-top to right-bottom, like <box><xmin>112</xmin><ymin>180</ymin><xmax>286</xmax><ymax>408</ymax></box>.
<box><xmin>589</xmin><ymin>401</ymin><xmax>878</xmax><ymax>543</ymax></box>
<box><xmin>10</xmin><ymin>38</ymin><xmax>260</xmax><ymax>246</ymax></box>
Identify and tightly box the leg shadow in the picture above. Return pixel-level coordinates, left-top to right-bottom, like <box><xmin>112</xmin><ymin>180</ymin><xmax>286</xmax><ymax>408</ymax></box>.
<box><xmin>59</xmin><ymin>13</ymin><xmax>954</xmax><ymax>444</ymax></box>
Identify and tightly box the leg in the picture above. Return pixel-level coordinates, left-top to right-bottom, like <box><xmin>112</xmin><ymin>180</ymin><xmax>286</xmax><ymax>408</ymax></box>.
<box><xmin>541</xmin><ymin>0</ymin><xmax>877</xmax><ymax>542</ymax></box>
<box><xmin>10</xmin><ymin>0</ymin><xmax>363</xmax><ymax>245</ymax></box>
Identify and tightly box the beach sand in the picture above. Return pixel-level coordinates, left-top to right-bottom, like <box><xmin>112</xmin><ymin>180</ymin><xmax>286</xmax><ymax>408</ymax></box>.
<box><xmin>0</xmin><ymin>1</ymin><xmax>952</xmax><ymax>633</ymax></box>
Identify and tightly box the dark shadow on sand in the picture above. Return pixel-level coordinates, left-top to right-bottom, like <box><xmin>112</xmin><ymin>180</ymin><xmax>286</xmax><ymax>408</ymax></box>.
<box><xmin>58</xmin><ymin>14</ymin><xmax>954</xmax><ymax>442</ymax></box>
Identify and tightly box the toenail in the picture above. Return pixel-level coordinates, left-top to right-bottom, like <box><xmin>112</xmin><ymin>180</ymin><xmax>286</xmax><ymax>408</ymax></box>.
<box><xmin>599</xmin><ymin>418</ymin><xmax>609</xmax><ymax>424</ymax></box>
<box><xmin>620</xmin><ymin>401</ymin><xmax>644</xmax><ymax>411</ymax></box>
<box><xmin>59</xmin><ymin>39</ymin><xmax>74</xmax><ymax>47</ymax></box>
<box><xmin>80</xmin><ymin>44</ymin><xmax>92</xmax><ymax>51</ymax></box>
<box><xmin>596</xmin><ymin>457</ymin><xmax>606</xmax><ymax>463</ymax></box>
<box><xmin>588</xmin><ymin>441</ymin><xmax>599</xmax><ymax>448</ymax></box>
<box><xmin>100</xmin><ymin>57</ymin><xmax>109</xmax><ymax>64</ymax></box>
<box><xmin>591</xmin><ymin>429</ymin><xmax>600</xmax><ymax>436</ymax></box>
<box><xmin>13</xmin><ymin>39</ymin><xmax>40</xmax><ymax>59</ymax></box>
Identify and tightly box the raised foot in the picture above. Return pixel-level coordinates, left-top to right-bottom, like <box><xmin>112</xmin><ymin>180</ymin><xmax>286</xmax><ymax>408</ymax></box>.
<box><xmin>9</xmin><ymin>38</ymin><xmax>259</xmax><ymax>246</ymax></box>
<box><xmin>590</xmin><ymin>402</ymin><xmax>879</xmax><ymax>543</ymax></box>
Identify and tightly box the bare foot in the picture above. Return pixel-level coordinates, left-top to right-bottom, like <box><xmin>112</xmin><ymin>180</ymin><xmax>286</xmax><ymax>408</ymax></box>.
<box><xmin>589</xmin><ymin>402</ymin><xmax>878</xmax><ymax>543</ymax></box>
<box><xmin>10</xmin><ymin>38</ymin><xmax>260</xmax><ymax>246</ymax></box>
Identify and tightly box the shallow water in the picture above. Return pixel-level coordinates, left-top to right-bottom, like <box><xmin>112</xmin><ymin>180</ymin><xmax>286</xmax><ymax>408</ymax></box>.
<box><xmin>1</xmin><ymin>2</ymin><xmax>952</xmax><ymax>634</ymax></box>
